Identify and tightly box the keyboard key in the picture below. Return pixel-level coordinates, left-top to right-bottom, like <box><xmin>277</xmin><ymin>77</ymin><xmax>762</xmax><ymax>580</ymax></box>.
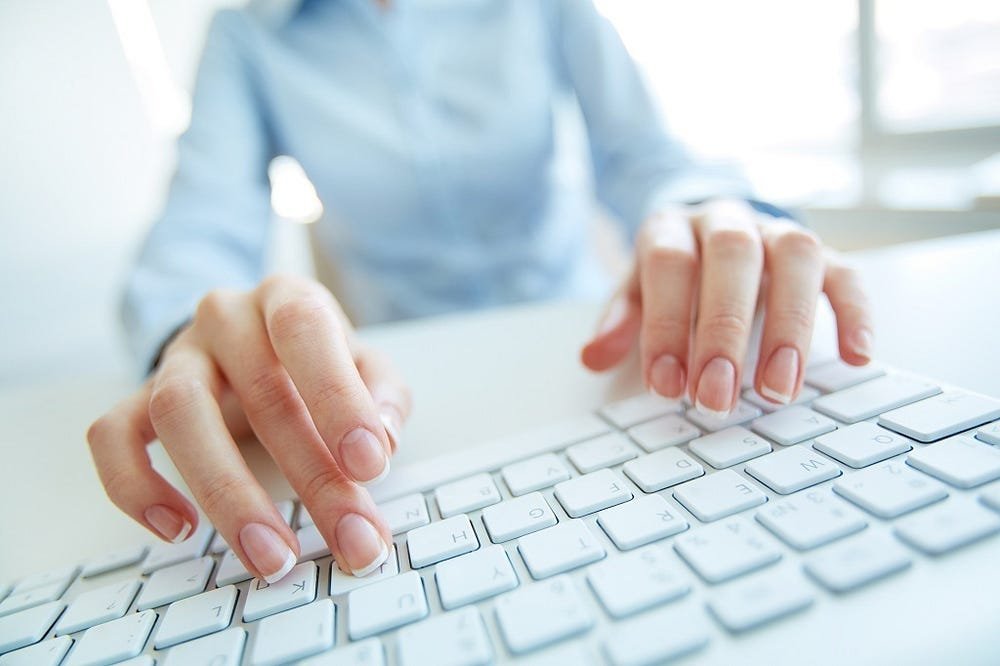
<box><xmin>518</xmin><ymin>520</ymin><xmax>605</xmax><ymax>578</ymax></box>
<box><xmin>0</xmin><ymin>601</ymin><xmax>64</xmax><ymax>654</ymax></box>
<box><xmin>297</xmin><ymin>505</ymin><xmax>315</xmax><ymax>529</ymax></box>
<box><xmin>243</xmin><ymin>561</ymin><xmax>317</xmax><ymax>622</ymax></box>
<box><xmin>154</xmin><ymin>585</ymin><xmax>237</xmax><ymax>649</ymax></box>
<box><xmin>805</xmin><ymin>531</ymin><xmax>911</xmax><ymax>593</ymax></box>
<box><xmin>347</xmin><ymin>571</ymin><xmax>428</xmax><ymax>640</ymax></box>
<box><xmin>495</xmin><ymin>575</ymin><xmax>593</xmax><ymax>654</ymax></box>
<box><xmin>54</xmin><ymin>580</ymin><xmax>140</xmax><ymax>635</ymax></box>
<box><xmin>329</xmin><ymin>545</ymin><xmax>399</xmax><ymax>595</ymax></box>
<box><xmin>743</xmin><ymin>386</ymin><xmax>820</xmax><ymax>413</ymax></box>
<box><xmin>251</xmin><ymin>598</ymin><xmax>334</xmax><ymax>666</ymax></box>
<box><xmin>674</xmin><ymin>517</ymin><xmax>781</xmax><ymax>583</ymax></box>
<box><xmin>977</xmin><ymin>420</ymin><xmax>1000</xmax><ymax>446</ymax></box>
<box><xmin>756</xmin><ymin>489</ymin><xmax>867</xmax><ymax>550</ymax></box>
<box><xmin>140</xmin><ymin>522</ymin><xmax>213</xmax><ymax>574</ymax></box>
<box><xmin>553</xmin><ymin>469</ymin><xmax>632</xmax><ymax>517</ymax></box>
<box><xmin>751</xmin><ymin>406</ymin><xmax>837</xmax><ymax>446</ymax></box>
<box><xmin>894</xmin><ymin>498</ymin><xmax>1000</xmax><ymax>555</ymax></box>
<box><xmin>298</xmin><ymin>638</ymin><xmax>384</xmax><ymax>666</ymax></box>
<box><xmin>805</xmin><ymin>360</ymin><xmax>885</xmax><ymax>393</ymax></box>
<box><xmin>482</xmin><ymin>492</ymin><xmax>557</xmax><ymax>542</ymax></box>
<box><xmin>833</xmin><ymin>461</ymin><xmax>948</xmax><ymax>518</ymax></box>
<box><xmin>623</xmin><ymin>447</ymin><xmax>704</xmax><ymax>492</ymax></box>
<box><xmin>813</xmin><ymin>422</ymin><xmax>912</xmax><ymax>468</ymax></box>
<box><xmin>379</xmin><ymin>494</ymin><xmax>430</xmax><ymax>534</ymax></box>
<box><xmin>603</xmin><ymin>602</ymin><xmax>709</xmax><ymax>666</ymax></box>
<box><xmin>296</xmin><ymin>524</ymin><xmax>331</xmax><ymax>562</ymax></box>
<box><xmin>81</xmin><ymin>546</ymin><xmax>147</xmax><ymax>578</ymax></box>
<box><xmin>436</xmin><ymin>545</ymin><xmax>518</xmax><ymax>609</ymax></box>
<box><xmin>906</xmin><ymin>435</ymin><xmax>1000</xmax><ymax>488</ymax></box>
<box><xmin>983</xmin><ymin>483</ymin><xmax>1000</xmax><ymax>513</ymax></box>
<box><xmin>136</xmin><ymin>556</ymin><xmax>213</xmax><ymax>610</ymax></box>
<box><xmin>600</xmin><ymin>393</ymin><xmax>682</xmax><ymax>428</ymax></box>
<box><xmin>0</xmin><ymin>583</ymin><xmax>8</xmax><ymax>604</ymax></box>
<box><xmin>397</xmin><ymin>606</ymin><xmax>492</xmax><ymax>666</ymax></box>
<box><xmin>0</xmin><ymin>581</ymin><xmax>69</xmax><ymax>617</ymax></box>
<box><xmin>407</xmin><ymin>515</ymin><xmax>479</xmax><ymax>568</ymax></box>
<box><xmin>685</xmin><ymin>401</ymin><xmax>761</xmax><ymax>432</ymax></box>
<box><xmin>689</xmin><ymin>426</ymin><xmax>772</xmax><ymax>469</ymax></box>
<box><xmin>627</xmin><ymin>414</ymin><xmax>701</xmax><ymax>453</ymax></box>
<box><xmin>65</xmin><ymin>609</ymin><xmax>156</xmax><ymax>666</ymax></box>
<box><xmin>745</xmin><ymin>444</ymin><xmax>842</xmax><ymax>494</ymax></box>
<box><xmin>209</xmin><ymin>532</ymin><xmax>231</xmax><ymax>556</ymax></box>
<box><xmin>12</xmin><ymin>566</ymin><xmax>78</xmax><ymax>595</ymax></box>
<box><xmin>587</xmin><ymin>544</ymin><xmax>690</xmax><ymax>617</ymax></box>
<box><xmin>435</xmin><ymin>473</ymin><xmax>501</xmax><ymax>518</ymax></box>
<box><xmin>162</xmin><ymin>627</ymin><xmax>245</xmax><ymax>666</ymax></box>
<box><xmin>501</xmin><ymin>454</ymin><xmax>571</xmax><ymax>496</ymax></box>
<box><xmin>0</xmin><ymin>635</ymin><xmax>72</xmax><ymax>666</ymax></box>
<box><xmin>812</xmin><ymin>374</ymin><xmax>940</xmax><ymax>424</ymax></box>
<box><xmin>878</xmin><ymin>391</ymin><xmax>1000</xmax><ymax>442</ymax></box>
<box><xmin>596</xmin><ymin>494</ymin><xmax>688</xmax><ymax>550</ymax></box>
<box><xmin>566</xmin><ymin>432</ymin><xmax>639</xmax><ymax>473</ymax></box>
<box><xmin>215</xmin><ymin>549</ymin><xmax>252</xmax><ymax>587</ymax></box>
<box><xmin>708</xmin><ymin>567</ymin><xmax>814</xmax><ymax>632</ymax></box>
<box><xmin>673</xmin><ymin>469</ymin><xmax>768</xmax><ymax>522</ymax></box>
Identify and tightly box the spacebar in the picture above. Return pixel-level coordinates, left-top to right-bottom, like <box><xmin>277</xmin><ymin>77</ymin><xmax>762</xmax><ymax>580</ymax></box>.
<box><xmin>369</xmin><ymin>415</ymin><xmax>609</xmax><ymax>503</ymax></box>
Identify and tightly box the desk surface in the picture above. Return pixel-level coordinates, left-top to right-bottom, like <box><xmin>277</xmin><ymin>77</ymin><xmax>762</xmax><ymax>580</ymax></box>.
<box><xmin>2</xmin><ymin>229</ymin><xmax>999</xmax><ymax>581</ymax></box>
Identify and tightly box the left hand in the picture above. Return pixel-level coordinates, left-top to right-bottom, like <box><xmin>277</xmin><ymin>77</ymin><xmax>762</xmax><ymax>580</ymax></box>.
<box><xmin>581</xmin><ymin>199</ymin><xmax>872</xmax><ymax>414</ymax></box>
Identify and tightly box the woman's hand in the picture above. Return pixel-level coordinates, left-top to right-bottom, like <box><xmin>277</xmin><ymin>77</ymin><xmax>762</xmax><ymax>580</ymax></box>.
<box><xmin>582</xmin><ymin>199</ymin><xmax>872</xmax><ymax>412</ymax></box>
<box><xmin>87</xmin><ymin>275</ymin><xmax>411</xmax><ymax>582</ymax></box>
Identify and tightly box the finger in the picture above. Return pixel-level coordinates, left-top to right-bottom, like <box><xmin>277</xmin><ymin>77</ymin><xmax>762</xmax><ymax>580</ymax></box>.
<box><xmin>354</xmin><ymin>342</ymin><xmax>412</xmax><ymax>454</ymax></box>
<box><xmin>689</xmin><ymin>201</ymin><xmax>764</xmax><ymax>415</ymax></box>
<box><xmin>823</xmin><ymin>252</ymin><xmax>874</xmax><ymax>365</ymax></box>
<box><xmin>149</xmin><ymin>344</ymin><xmax>300</xmax><ymax>583</ymax></box>
<box><xmin>87</xmin><ymin>382</ymin><xmax>199</xmax><ymax>543</ymax></box>
<box><xmin>580</xmin><ymin>272</ymin><xmax>642</xmax><ymax>372</ymax></box>
<box><xmin>258</xmin><ymin>277</ymin><xmax>391</xmax><ymax>485</ymax></box>
<box><xmin>202</xmin><ymin>294</ymin><xmax>393</xmax><ymax>577</ymax></box>
<box><xmin>755</xmin><ymin>222</ymin><xmax>824</xmax><ymax>404</ymax></box>
<box><xmin>636</xmin><ymin>212</ymin><xmax>698</xmax><ymax>398</ymax></box>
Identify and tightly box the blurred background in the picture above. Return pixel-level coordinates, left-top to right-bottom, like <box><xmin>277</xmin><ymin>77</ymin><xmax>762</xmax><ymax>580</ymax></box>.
<box><xmin>1</xmin><ymin>0</ymin><xmax>998</xmax><ymax>387</ymax></box>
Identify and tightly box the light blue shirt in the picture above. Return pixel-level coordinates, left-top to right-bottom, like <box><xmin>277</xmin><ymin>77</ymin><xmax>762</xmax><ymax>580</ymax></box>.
<box><xmin>124</xmin><ymin>0</ymin><xmax>755</xmax><ymax>371</ymax></box>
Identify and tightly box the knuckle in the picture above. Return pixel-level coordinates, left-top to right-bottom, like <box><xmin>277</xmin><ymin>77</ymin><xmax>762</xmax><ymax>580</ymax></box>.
<box><xmin>148</xmin><ymin>378</ymin><xmax>205</xmax><ymax>425</ymax></box>
<box><xmin>243</xmin><ymin>368</ymin><xmax>301</xmax><ymax>417</ymax></box>
<box><xmin>705</xmin><ymin>227</ymin><xmax>761</xmax><ymax>257</ymax></box>
<box><xmin>300</xmin><ymin>465</ymin><xmax>360</xmax><ymax>510</ymax></box>
<box><xmin>199</xmin><ymin>473</ymin><xmax>247</xmax><ymax>517</ymax></box>
<box><xmin>701</xmin><ymin>310</ymin><xmax>750</xmax><ymax>341</ymax></box>
<box><xmin>771</xmin><ymin>303</ymin><xmax>816</xmax><ymax>334</ymax></box>
<box><xmin>100</xmin><ymin>465</ymin><xmax>133</xmax><ymax>509</ymax></box>
<box><xmin>313</xmin><ymin>379</ymin><xmax>366</xmax><ymax>414</ymax></box>
<box><xmin>86</xmin><ymin>415</ymin><xmax>114</xmax><ymax>449</ymax></box>
<box><xmin>644</xmin><ymin>243</ymin><xmax>698</xmax><ymax>275</ymax></box>
<box><xmin>643</xmin><ymin>314</ymin><xmax>690</xmax><ymax>345</ymax></box>
<box><xmin>267</xmin><ymin>297</ymin><xmax>332</xmax><ymax>343</ymax></box>
<box><xmin>195</xmin><ymin>289</ymin><xmax>233</xmax><ymax>324</ymax></box>
<box><xmin>771</xmin><ymin>227</ymin><xmax>821</xmax><ymax>259</ymax></box>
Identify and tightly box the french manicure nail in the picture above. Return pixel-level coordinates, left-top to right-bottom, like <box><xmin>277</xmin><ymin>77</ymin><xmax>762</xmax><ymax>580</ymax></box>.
<box><xmin>379</xmin><ymin>405</ymin><xmax>403</xmax><ymax>452</ymax></box>
<box><xmin>760</xmin><ymin>346</ymin><xmax>799</xmax><ymax>405</ymax></box>
<box><xmin>341</xmin><ymin>427</ymin><xmax>389</xmax><ymax>485</ymax></box>
<box><xmin>695</xmin><ymin>357</ymin><xmax>736</xmax><ymax>416</ymax></box>
<box><xmin>239</xmin><ymin>522</ymin><xmax>296</xmax><ymax>584</ymax></box>
<box><xmin>851</xmin><ymin>328</ymin><xmax>873</xmax><ymax>360</ymax></box>
<box><xmin>649</xmin><ymin>354</ymin><xmax>686</xmax><ymax>398</ymax></box>
<box><xmin>144</xmin><ymin>504</ymin><xmax>192</xmax><ymax>544</ymax></box>
<box><xmin>336</xmin><ymin>513</ymin><xmax>389</xmax><ymax>577</ymax></box>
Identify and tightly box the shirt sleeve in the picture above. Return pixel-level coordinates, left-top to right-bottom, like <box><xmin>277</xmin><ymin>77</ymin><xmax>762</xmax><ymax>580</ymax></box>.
<box><xmin>122</xmin><ymin>10</ymin><xmax>273</xmax><ymax>373</ymax></box>
<box><xmin>549</xmin><ymin>0</ymin><xmax>757</xmax><ymax>240</ymax></box>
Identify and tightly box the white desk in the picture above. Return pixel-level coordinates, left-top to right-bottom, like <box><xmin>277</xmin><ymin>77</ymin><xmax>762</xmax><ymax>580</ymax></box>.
<box><xmin>2</xmin><ymin>229</ymin><xmax>999</xmax><ymax>582</ymax></box>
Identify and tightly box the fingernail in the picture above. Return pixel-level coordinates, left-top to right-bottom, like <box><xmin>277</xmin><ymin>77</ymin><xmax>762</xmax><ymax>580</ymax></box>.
<box><xmin>851</xmin><ymin>328</ymin><xmax>873</xmax><ymax>360</ymax></box>
<box><xmin>341</xmin><ymin>427</ymin><xmax>390</xmax><ymax>485</ymax></box>
<box><xmin>649</xmin><ymin>354</ymin><xmax>686</xmax><ymax>398</ymax></box>
<box><xmin>761</xmin><ymin>346</ymin><xmax>799</xmax><ymax>405</ymax></box>
<box><xmin>240</xmin><ymin>522</ymin><xmax>296</xmax><ymax>584</ymax></box>
<box><xmin>378</xmin><ymin>405</ymin><xmax>403</xmax><ymax>452</ymax></box>
<box><xmin>336</xmin><ymin>513</ymin><xmax>389</xmax><ymax>577</ymax></box>
<box><xmin>595</xmin><ymin>296</ymin><xmax>627</xmax><ymax>337</ymax></box>
<box><xmin>695</xmin><ymin>357</ymin><xmax>736</xmax><ymax>416</ymax></box>
<box><xmin>145</xmin><ymin>505</ymin><xmax>192</xmax><ymax>544</ymax></box>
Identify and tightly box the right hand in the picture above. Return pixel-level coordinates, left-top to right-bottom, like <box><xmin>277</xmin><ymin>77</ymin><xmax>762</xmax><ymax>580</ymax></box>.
<box><xmin>87</xmin><ymin>275</ymin><xmax>411</xmax><ymax>582</ymax></box>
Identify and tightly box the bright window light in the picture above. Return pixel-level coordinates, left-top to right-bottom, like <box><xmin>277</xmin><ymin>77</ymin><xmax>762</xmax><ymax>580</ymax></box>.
<box><xmin>106</xmin><ymin>0</ymin><xmax>191</xmax><ymax>136</ymax></box>
<box><xmin>268</xmin><ymin>156</ymin><xmax>324</xmax><ymax>224</ymax></box>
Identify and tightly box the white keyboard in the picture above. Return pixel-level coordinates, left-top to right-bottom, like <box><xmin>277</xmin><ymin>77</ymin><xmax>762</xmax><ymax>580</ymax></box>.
<box><xmin>2</xmin><ymin>359</ymin><xmax>1000</xmax><ymax>665</ymax></box>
